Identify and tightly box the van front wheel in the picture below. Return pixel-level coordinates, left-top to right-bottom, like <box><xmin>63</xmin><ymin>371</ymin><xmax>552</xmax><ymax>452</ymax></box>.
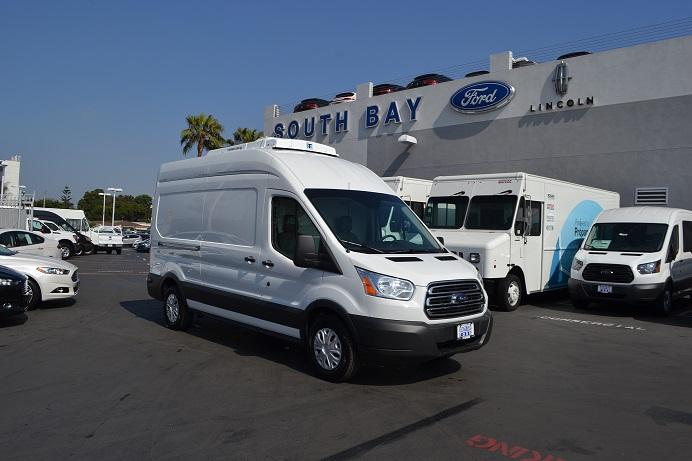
<box><xmin>496</xmin><ymin>274</ymin><xmax>523</xmax><ymax>311</ymax></box>
<box><xmin>309</xmin><ymin>315</ymin><xmax>358</xmax><ymax>382</ymax></box>
<box><xmin>654</xmin><ymin>285</ymin><xmax>673</xmax><ymax>317</ymax></box>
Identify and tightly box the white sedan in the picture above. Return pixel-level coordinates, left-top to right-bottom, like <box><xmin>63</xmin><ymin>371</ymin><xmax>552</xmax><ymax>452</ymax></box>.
<box><xmin>0</xmin><ymin>245</ymin><xmax>78</xmax><ymax>310</ymax></box>
<box><xmin>0</xmin><ymin>229</ymin><xmax>62</xmax><ymax>259</ymax></box>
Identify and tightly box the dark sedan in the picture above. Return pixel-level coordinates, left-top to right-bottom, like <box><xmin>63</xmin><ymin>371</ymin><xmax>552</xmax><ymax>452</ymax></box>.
<box><xmin>0</xmin><ymin>265</ymin><xmax>30</xmax><ymax>316</ymax></box>
<box><xmin>135</xmin><ymin>240</ymin><xmax>150</xmax><ymax>253</ymax></box>
<box><xmin>293</xmin><ymin>98</ymin><xmax>330</xmax><ymax>113</ymax></box>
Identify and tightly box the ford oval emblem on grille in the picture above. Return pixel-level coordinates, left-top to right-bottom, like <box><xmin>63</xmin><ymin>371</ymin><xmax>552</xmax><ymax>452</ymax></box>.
<box><xmin>601</xmin><ymin>270</ymin><xmax>614</xmax><ymax>276</ymax></box>
<box><xmin>450</xmin><ymin>293</ymin><xmax>467</xmax><ymax>304</ymax></box>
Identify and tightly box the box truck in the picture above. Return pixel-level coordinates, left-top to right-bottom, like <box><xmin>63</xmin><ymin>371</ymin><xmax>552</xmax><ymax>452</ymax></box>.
<box><xmin>381</xmin><ymin>176</ymin><xmax>433</xmax><ymax>219</ymax></box>
<box><xmin>424</xmin><ymin>172</ymin><xmax>620</xmax><ymax>310</ymax></box>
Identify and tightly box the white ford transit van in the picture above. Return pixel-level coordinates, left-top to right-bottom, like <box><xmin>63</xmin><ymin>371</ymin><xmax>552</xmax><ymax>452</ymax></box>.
<box><xmin>147</xmin><ymin>138</ymin><xmax>492</xmax><ymax>381</ymax></box>
<box><xmin>569</xmin><ymin>207</ymin><xmax>692</xmax><ymax>315</ymax></box>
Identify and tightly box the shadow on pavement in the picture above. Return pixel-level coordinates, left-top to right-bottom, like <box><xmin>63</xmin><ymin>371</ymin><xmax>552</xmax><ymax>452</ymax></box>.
<box><xmin>120</xmin><ymin>299</ymin><xmax>461</xmax><ymax>385</ymax></box>
<box><xmin>523</xmin><ymin>289</ymin><xmax>692</xmax><ymax>328</ymax></box>
<box><xmin>0</xmin><ymin>313</ymin><xmax>28</xmax><ymax>328</ymax></box>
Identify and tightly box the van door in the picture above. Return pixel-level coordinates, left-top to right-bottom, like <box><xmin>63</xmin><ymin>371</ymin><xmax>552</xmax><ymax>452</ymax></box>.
<box><xmin>668</xmin><ymin>223</ymin><xmax>690</xmax><ymax>292</ymax></box>
<box><xmin>677</xmin><ymin>220</ymin><xmax>692</xmax><ymax>292</ymax></box>
<box><xmin>255</xmin><ymin>191</ymin><xmax>327</xmax><ymax>335</ymax></box>
<box><xmin>515</xmin><ymin>197</ymin><xmax>544</xmax><ymax>292</ymax></box>
<box><xmin>198</xmin><ymin>187</ymin><xmax>263</xmax><ymax>306</ymax></box>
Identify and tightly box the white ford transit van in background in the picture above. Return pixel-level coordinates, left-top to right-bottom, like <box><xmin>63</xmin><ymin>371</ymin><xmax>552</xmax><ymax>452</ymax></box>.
<box><xmin>569</xmin><ymin>207</ymin><xmax>692</xmax><ymax>315</ymax></box>
<box><xmin>425</xmin><ymin>173</ymin><xmax>619</xmax><ymax>311</ymax></box>
<box><xmin>147</xmin><ymin>138</ymin><xmax>492</xmax><ymax>381</ymax></box>
<box><xmin>381</xmin><ymin>176</ymin><xmax>433</xmax><ymax>219</ymax></box>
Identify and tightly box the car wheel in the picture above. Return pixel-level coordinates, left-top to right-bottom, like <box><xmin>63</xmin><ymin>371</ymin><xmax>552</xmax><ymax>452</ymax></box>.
<box><xmin>26</xmin><ymin>279</ymin><xmax>41</xmax><ymax>311</ymax></box>
<box><xmin>309</xmin><ymin>314</ymin><xmax>358</xmax><ymax>382</ymax></box>
<box><xmin>59</xmin><ymin>244</ymin><xmax>73</xmax><ymax>259</ymax></box>
<box><xmin>571</xmin><ymin>298</ymin><xmax>589</xmax><ymax>309</ymax></box>
<box><xmin>654</xmin><ymin>285</ymin><xmax>673</xmax><ymax>316</ymax></box>
<box><xmin>163</xmin><ymin>285</ymin><xmax>192</xmax><ymax>330</ymax></box>
<box><xmin>496</xmin><ymin>274</ymin><xmax>523</xmax><ymax>311</ymax></box>
<box><xmin>74</xmin><ymin>245</ymin><xmax>84</xmax><ymax>256</ymax></box>
<box><xmin>116</xmin><ymin>248</ymin><xmax>122</xmax><ymax>255</ymax></box>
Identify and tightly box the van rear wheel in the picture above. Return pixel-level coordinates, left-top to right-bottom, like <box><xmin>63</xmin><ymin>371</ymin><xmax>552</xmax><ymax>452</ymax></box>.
<box><xmin>309</xmin><ymin>315</ymin><xmax>358</xmax><ymax>382</ymax></box>
<box><xmin>496</xmin><ymin>274</ymin><xmax>523</xmax><ymax>311</ymax></box>
<box><xmin>163</xmin><ymin>285</ymin><xmax>192</xmax><ymax>330</ymax></box>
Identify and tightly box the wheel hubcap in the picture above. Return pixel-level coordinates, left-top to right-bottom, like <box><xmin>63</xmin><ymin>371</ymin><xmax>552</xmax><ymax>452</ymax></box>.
<box><xmin>61</xmin><ymin>247</ymin><xmax>69</xmax><ymax>258</ymax></box>
<box><xmin>25</xmin><ymin>284</ymin><xmax>33</xmax><ymax>309</ymax></box>
<box><xmin>507</xmin><ymin>282</ymin><xmax>521</xmax><ymax>306</ymax></box>
<box><xmin>313</xmin><ymin>328</ymin><xmax>342</xmax><ymax>371</ymax></box>
<box><xmin>166</xmin><ymin>293</ymin><xmax>180</xmax><ymax>323</ymax></box>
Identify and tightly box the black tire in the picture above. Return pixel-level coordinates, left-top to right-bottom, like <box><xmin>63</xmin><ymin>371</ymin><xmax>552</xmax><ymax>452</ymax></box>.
<box><xmin>654</xmin><ymin>285</ymin><xmax>673</xmax><ymax>316</ymax></box>
<box><xmin>495</xmin><ymin>274</ymin><xmax>523</xmax><ymax>311</ymax></box>
<box><xmin>74</xmin><ymin>245</ymin><xmax>84</xmax><ymax>256</ymax></box>
<box><xmin>116</xmin><ymin>248</ymin><xmax>122</xmax><ymax>255</ymax></box>
<box><xmin>89</xmin><ymin>247</ymin><xmax>97</xmax><ymax>254</ymax></box>
<box><xmin>571</xmin><ymin>298</ymin><xmax>589</xmax><ymax>309</ymax></box>
<box><xmin>308</xmin><ymin>314</ymin><xmax>358</xmax><ymax>382</ymax></box>
<box><xmin>106</xmin><ymin>249</ymin><xmax>112</xmax><ymax>254</ymax></box>
<box><xmin>163</xmin><ymin>285</ymin><xmax>193</xmax><ymax>330</ymax></box>
<box><xmin>59</xmin><ymin>243</ymin><xmax>73</xmax><ymax>260</ymax></box>
<box><xmin>26</xmin><ymin>279</ymin><xmax>41</xmax><ymax>311</ymax></box>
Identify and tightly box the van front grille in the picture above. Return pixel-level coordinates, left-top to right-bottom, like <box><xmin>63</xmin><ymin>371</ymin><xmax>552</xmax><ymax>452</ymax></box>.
<box><xmin>582</xmin><ymin>264</ymin><xmax>634</xmax><ymax>283</ymax></box>
<box><xmin>425</xmin><ymin>280</ymin><xmax>484</xmax><ymax>319</ymax></box>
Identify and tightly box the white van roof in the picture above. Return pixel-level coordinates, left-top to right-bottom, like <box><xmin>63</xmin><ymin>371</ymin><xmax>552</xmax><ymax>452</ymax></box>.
<box><xmin>596</xmin><ymin>206</ymin><xmax>691</xmax><ymax>223</ymax></box>
<box><xmin>158</xmin><ymin>138</ymin><xmax>393</xmax><ymax>195</ymax></box>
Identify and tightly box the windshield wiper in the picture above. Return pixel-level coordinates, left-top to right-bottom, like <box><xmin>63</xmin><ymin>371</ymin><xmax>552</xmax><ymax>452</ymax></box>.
<box><xmin>339</xmin><ymin>240</ymin><xmax>384</xmax><ymax>254</ymax></box>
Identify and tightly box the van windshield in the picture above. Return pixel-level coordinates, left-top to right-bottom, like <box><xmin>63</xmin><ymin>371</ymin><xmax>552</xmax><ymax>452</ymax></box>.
<box><xmin>584</xmin><ymin>222</ymin><xmax>669</xmax><ymax>253</ymax></box>
<box><xmin>305</xmin><ymin>189</ymin><xmax>445</xmax><ymax>254</ymax></box>
<box><xmin>424</xmin><ymin>196</ymin><xmax>469</xmax><ymax>229</ymax></box>
<box><xmin>465</xmin><ymin>195</ymin><xmax>518</xmax><ymax>230</ymax></box>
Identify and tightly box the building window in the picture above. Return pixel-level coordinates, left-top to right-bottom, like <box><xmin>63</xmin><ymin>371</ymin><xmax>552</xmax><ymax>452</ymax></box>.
<box><xmin>635</xmin><ymin>187</ymin><xmax>668</xmax><ymax>206</ymax></box>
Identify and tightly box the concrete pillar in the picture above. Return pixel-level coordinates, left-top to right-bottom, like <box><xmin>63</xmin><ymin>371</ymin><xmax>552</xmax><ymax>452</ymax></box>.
<box><xmin>490</xmin><ymin>51</ymin><xmax>513</xmax><ymax>73</ymax></box>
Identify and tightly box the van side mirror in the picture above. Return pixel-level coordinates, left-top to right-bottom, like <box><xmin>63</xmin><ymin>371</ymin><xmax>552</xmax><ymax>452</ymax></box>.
<box><xmin>437</xmin><ymin>236</ymin><xmax>445</xmax><ymax>245</ymax></box>
<box><xmin>514</xmin><ymin>220</ymin><xmax>525</xmax><ymax>236</ymax></box>
<box><xmin>295</xmin><ymin>234</ymin><xmax>320</xmax><ymax>268</ymax></box>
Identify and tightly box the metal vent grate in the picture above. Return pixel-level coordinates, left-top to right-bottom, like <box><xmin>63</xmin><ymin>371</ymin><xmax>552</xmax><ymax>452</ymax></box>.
<box><xmin>635</xmin><ymin>187</ymin><xmax>668</xmax><ymax>206</ymax></box>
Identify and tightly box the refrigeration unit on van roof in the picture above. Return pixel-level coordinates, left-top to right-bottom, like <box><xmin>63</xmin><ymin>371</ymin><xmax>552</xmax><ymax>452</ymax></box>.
<box><xmin>213</xmin><ymin>138</ymin><xmax>338</xmax><ymax>157</ymax></box>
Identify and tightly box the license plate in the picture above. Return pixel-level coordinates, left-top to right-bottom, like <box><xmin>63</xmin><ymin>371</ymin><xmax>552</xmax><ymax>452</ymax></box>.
<box><xmin>457</xmin><ymin>322</ymin><xmax>475</xmax><ymax>340</ymax></box>
<box><xmin>597</xmin><ymin>284</ymin><xmax>613</xmax><ymax>294</ymax></box>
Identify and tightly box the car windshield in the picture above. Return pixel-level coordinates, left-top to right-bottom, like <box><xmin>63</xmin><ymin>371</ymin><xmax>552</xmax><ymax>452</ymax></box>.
<box><xmin>305</xmin><ymin>189</ymin><xmax>445</xmax><ymax>254</ymax></box>
<box><xmin>465</xmin><ymin>195</ymin><xmax>519</xmax><ymax>230</ymax></box>
<box><xmin>44</xmin><ymin>222</ymin><xmax>60</xmax><ymax>231</ymax></box>
<box><xmin>584</xmin><ymin>222</ymin><xmax>669</xmax><ymax>253</ymax></box>
<box><xmin>424</xmin><ymin>196</ymin><xmax>469</xmax><ymax>229</ymax></box>
<box><xmin>57</xmin><ymin>221</ymin><xmax>78</xmax><ymax>233</ymax></box>
<box><xmin>0</xmin><ymin>246</ymin><xmax>17</xmax><ymax>256</ymax></box>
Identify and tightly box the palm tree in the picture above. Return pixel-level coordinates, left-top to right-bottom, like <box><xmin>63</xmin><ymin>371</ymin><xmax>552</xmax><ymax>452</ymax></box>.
<box><xmin>227</xmin><ymin>127</ymin><xmax>263</xmax><ymax>145</ymax></box>
<box><xmin>180</xmin><ymin>113</ymin><xmax>226</xmax><ymax>157</ymax></box>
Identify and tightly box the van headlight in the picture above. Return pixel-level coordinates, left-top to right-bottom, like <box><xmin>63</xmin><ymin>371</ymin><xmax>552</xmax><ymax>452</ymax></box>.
<box><xmin>637</xmin><ymin>260</ymin><xmax>661</xmax><ymax>274</ymax></box>
<box><xmin>355</xmin><ymin>267</ymin><xmax>414</xmax><ymax>301</ymax></box>
<box><xmin>37</xmin><ymin>267</ymin><xmax>70</xmax><ymax>275</ymax></box>
<box><xmin>571</xmin><ymin>258</ymin><xmax>584</xmax><ymax>271</ymax></box>
<box><xmin>469</xmin><ymin>253</ymin><xmax>481</xmax><ymax>264</ymax></box>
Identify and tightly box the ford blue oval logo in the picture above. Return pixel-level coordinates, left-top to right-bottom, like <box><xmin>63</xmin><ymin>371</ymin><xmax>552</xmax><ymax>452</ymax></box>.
<box><xmin>450</xmin><ymin>81</ymin><xmax>515</xmax><ymax>113</ymax></box>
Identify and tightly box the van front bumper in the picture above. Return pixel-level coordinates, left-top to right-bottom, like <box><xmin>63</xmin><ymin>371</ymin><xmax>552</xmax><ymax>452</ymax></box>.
<box><xmin>350</xmin><ymin>311</ymin><xmax>492</xmax><ymax>364</ymax></box>
<box><xmin>568</xmin><ymin>278</ymin><xmax>666</xmax><ymax>303</ymax></box>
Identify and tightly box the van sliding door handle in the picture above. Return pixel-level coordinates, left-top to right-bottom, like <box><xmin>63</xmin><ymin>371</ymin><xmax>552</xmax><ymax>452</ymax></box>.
<box><xmin>244</xmin><ymin>256</ymin><xmax>256</xmax><ymax>264</ymax></box>
<box><xmin>262</xmin><ymin>260</ymin><xmax>274</xmax><ymax>268</ymax></box>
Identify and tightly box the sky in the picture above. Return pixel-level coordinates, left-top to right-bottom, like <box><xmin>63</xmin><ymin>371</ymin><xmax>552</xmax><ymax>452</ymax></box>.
<box><xmin>1</xmin><ymin>0</ymin><xmax>691</xmax><ymax>203</ymax></box>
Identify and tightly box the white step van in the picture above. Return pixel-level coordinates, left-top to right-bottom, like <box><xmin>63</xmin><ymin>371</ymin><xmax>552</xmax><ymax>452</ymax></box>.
<box><xmin>147</xmin><ymin>138</ymin><xmax>492</xmax><ymax>381</ymax></box>
<box><xmin>569</xmin><ymin>207</ymin><xmax>692</xmax><ymax>315</ymax></box>
<box><xmin>425</xmin><ymin>173</ymin><xmax>620</xmax><ymax>311</ymax></box>
<box><xmin>381</xmin><ymin>176</ymin><xmax>433</xmax><ymax>219</ymax></box>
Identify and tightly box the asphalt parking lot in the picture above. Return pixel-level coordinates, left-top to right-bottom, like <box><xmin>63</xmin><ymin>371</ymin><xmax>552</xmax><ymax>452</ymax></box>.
<box><xmin>2</xmin><ymin>250</ymin><xmax>692</xmax><ymax>460</ymax></box>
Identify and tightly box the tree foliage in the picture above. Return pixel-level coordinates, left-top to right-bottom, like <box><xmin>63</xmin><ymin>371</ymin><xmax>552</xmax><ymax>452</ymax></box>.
<box><xmin>180</xmin><ymin>113</ymin><xmax>226</xmax><ymax>157</ymax></box>
<box><xmin>78</xmin><ymin>189</ymin><xmax>152</xmax><ymax>223</ymax></box>
<box><xmin>60</xmin><ymin>185</ymin><xmax>73</xmax><ymax>208</ymax></box>
<box><xmin>228</xmin><ymin>127</ymin><xmax>263</xmax><ymax>145</ymax></box>
<box><xmin>40</xmin><ymin>198</ymin><xmax>65</xmax><ymax>208</ymax></box>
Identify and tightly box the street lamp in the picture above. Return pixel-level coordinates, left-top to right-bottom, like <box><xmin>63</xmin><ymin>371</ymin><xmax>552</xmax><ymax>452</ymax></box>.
<box><xmin>98</xmin><ymin>192</ymin><xmax>109</xmax><ymax>227</ymax></box>
<box><xmin>17</xmin><ymin>185</ymin><xmax>26</xmax><ymax>228</ymax></box>
<box><xmin>107</xmin><ymin>187</ymin><xmax>122</xmax><ymax>227</ymax></box>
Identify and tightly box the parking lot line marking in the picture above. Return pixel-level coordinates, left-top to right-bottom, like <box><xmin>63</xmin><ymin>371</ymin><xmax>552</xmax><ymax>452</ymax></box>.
<box><xmin>321</xmin><ymin>397</ymin><xmax>483</xmax><ymax>461</ymax></box>
<box><xmin>535</xmin><ymin>315</ymin><xmax>646</xmax><ymax>331</ymax></box>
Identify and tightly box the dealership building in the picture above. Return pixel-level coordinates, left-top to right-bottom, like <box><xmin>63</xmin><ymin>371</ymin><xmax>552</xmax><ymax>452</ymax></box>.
<box><xmin>265</xmin><ymin>35</ymin><xmax>692</xmax><ymax>209</ymax></box>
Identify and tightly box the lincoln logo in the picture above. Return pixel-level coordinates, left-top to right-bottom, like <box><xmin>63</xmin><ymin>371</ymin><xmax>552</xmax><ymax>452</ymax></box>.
<box><xmin>450</xmin><ymin>293</ymin><xmax>467</xmax><ymax>304</ymax></box>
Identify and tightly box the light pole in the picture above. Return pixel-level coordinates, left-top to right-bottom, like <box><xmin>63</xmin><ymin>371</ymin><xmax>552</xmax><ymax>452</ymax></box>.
<box><xmin>98</xmin><ymin>192</ymin><xmax>109</xmax><ymax>227</ymax></box>
<box><xmin>107</xmin><ymin>187</ymin><xmax>122</xmax><ymax>227</ymax></box>
<box><xmin>17</xmin><ymin>185</ymin><xmax>26</xmax><ymax>229</ymax></box>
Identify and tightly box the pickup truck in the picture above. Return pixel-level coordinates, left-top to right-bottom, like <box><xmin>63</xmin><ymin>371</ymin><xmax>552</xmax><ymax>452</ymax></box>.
<box><xmin>90</xmin><ymin>226</ymin><xmax>123</xmax><ymax>254</ymax></box>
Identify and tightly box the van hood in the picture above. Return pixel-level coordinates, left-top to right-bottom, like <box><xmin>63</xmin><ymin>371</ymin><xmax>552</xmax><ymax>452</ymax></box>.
<box><xmin>345</xmin><ymin>251</ymin><xmax>480</xmax><ymax>287</ymax></box>
<box><xmin>575</xmin><ymin>249</ymin><xmax>661</xmax><ymax>267</ymax></box>
<box><xmin>431</xmin><ymin>230</ymin><xmax>511</xmax><ymax>253</ymax></box>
